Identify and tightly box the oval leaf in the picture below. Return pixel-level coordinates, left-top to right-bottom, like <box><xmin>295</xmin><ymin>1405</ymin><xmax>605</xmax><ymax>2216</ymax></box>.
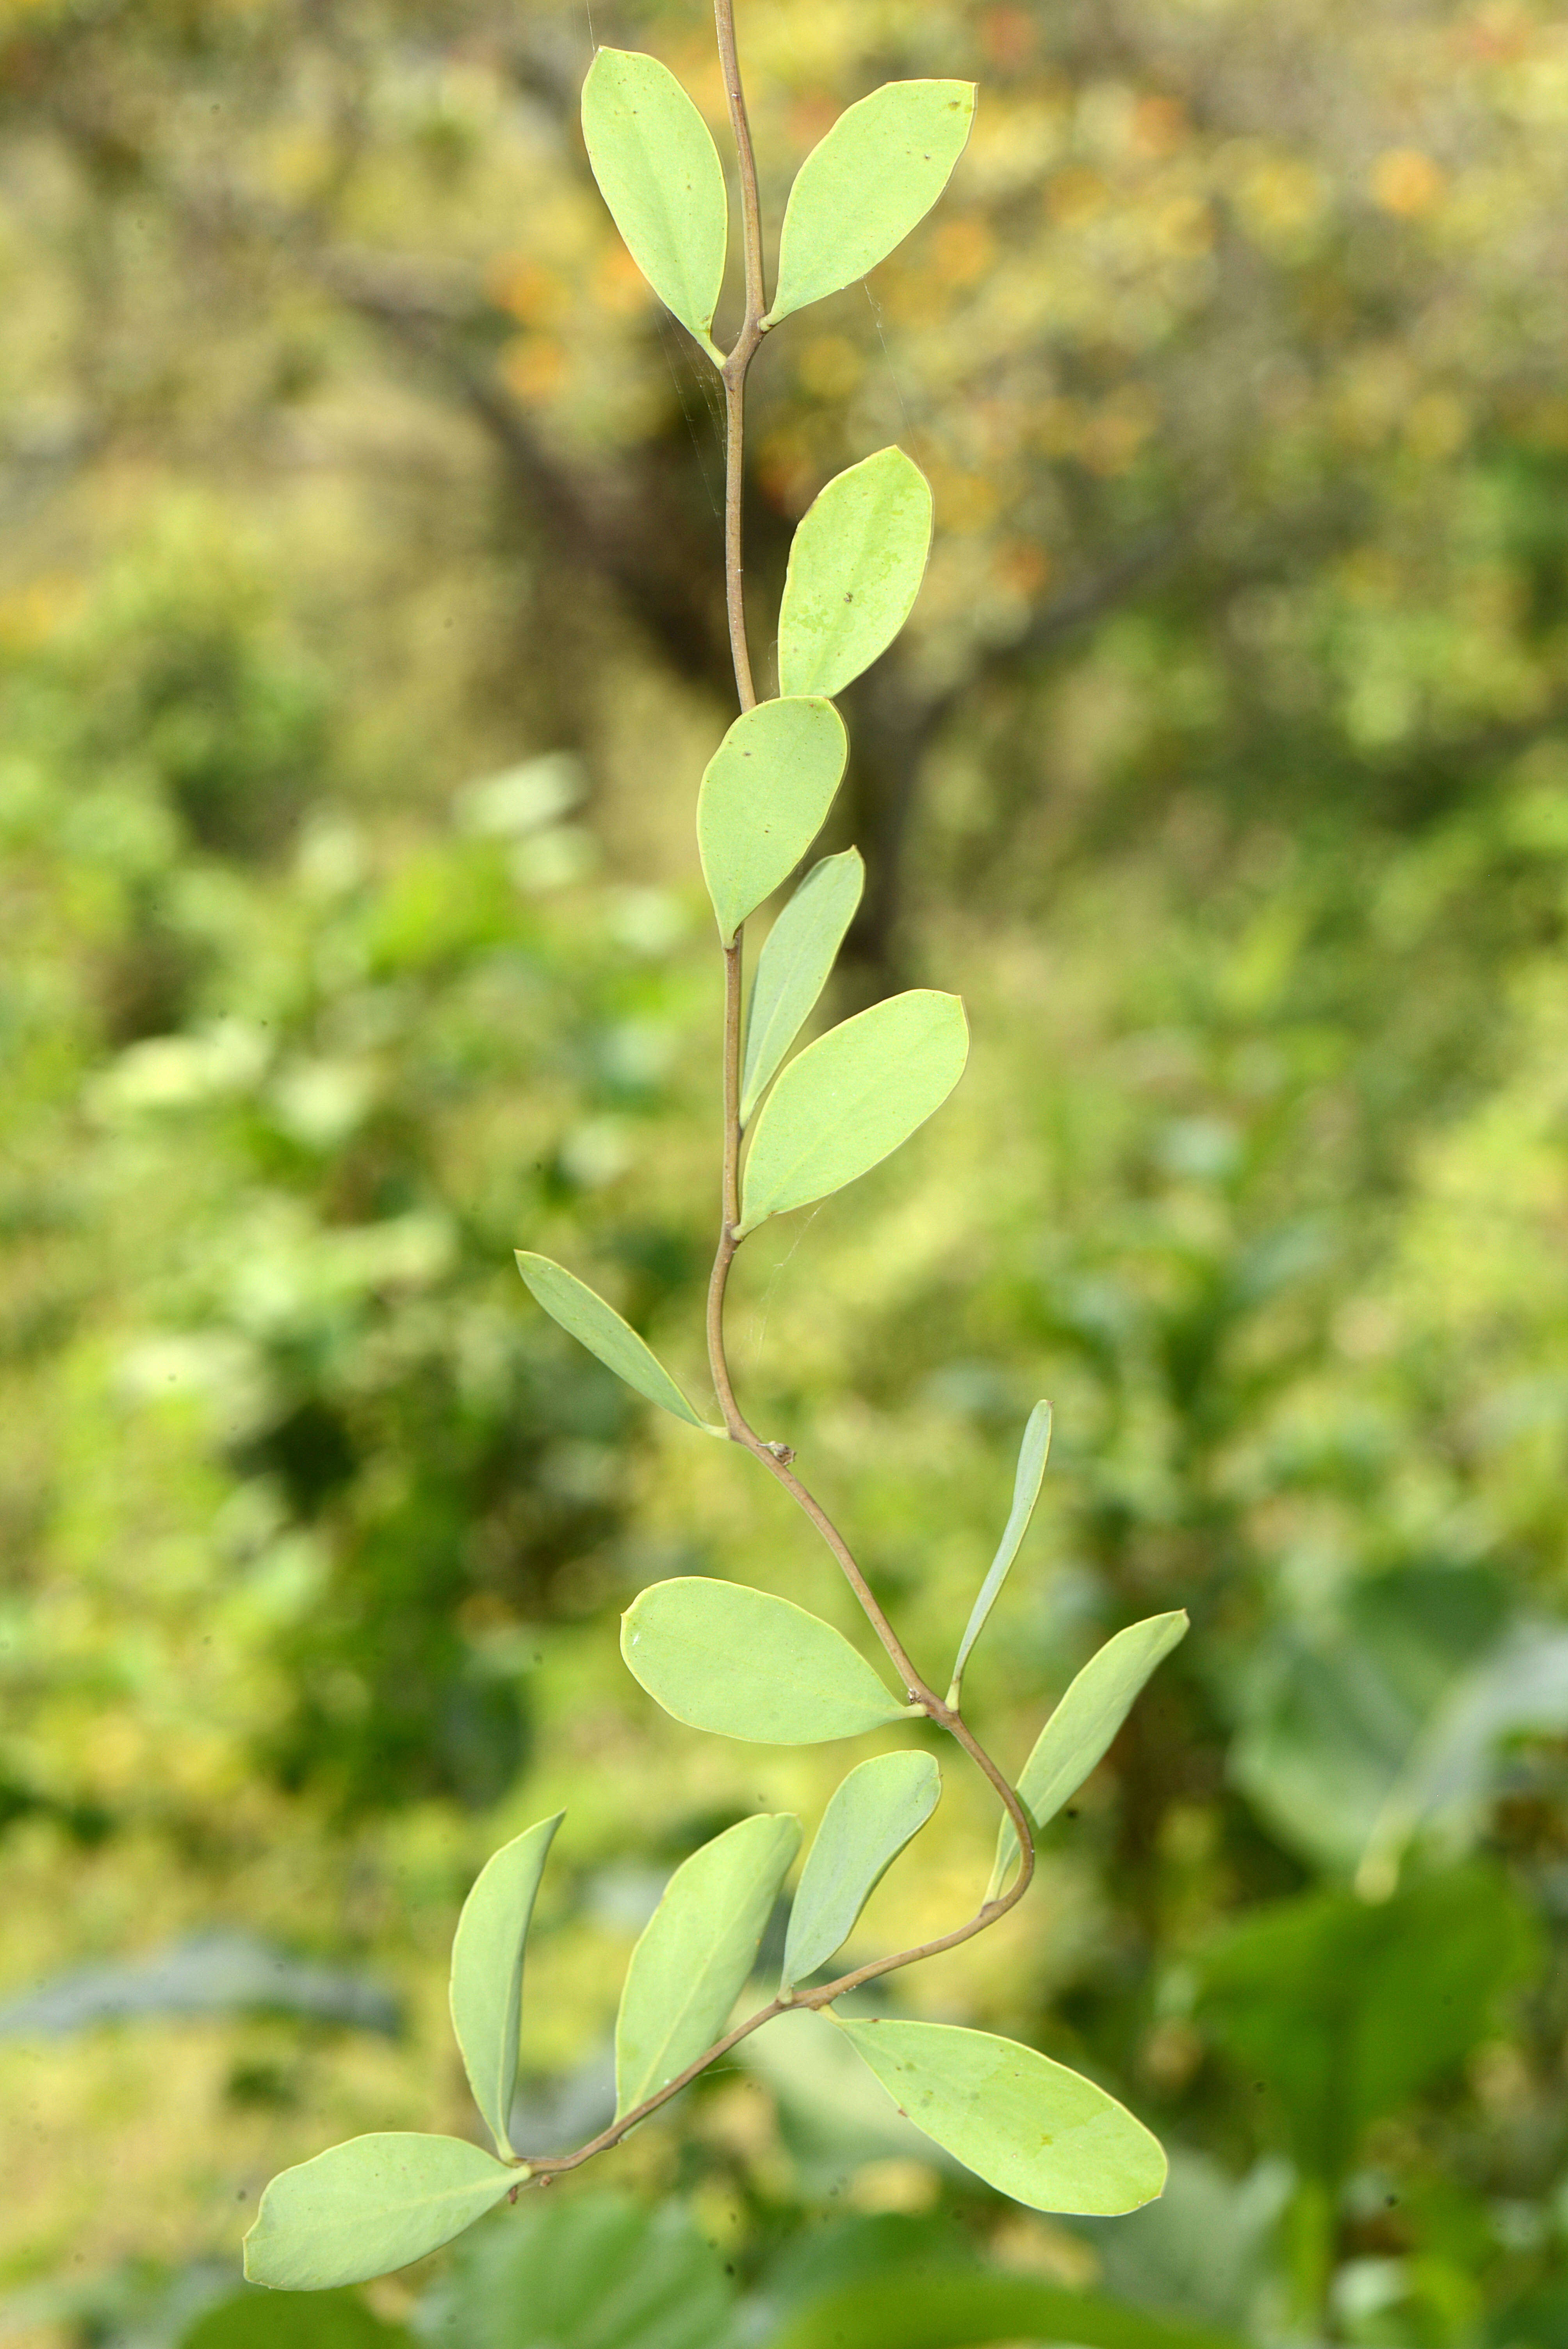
<box><xmin>621</xmin><ymin>1577</ymin><xmax>911</xmax><ymax>1743</ymax></box>
<box><xmin>581</xmin><ymin>49</ymin><xmax>728</xmax><ymax>360</ymax></box>
<box><xmin>949</xmin><ymin>1402</ymin><xmax>1052</xmax><ymax>1704</ymax></box>
<box><xmin>777</xmin><ymin>448</ymin><xmax>934</xmax><ymax>700</ymax></box>
<box><xmin>834</xmin><ymin>2017</ymin><xmax>1166</xmax><ymax>2216</ymax></box>
<box><xmin>782</xmin><ymin>1751</ymin><xmax>941</xmax><ymax>1991</ymax></box>
<box><xmin>989</xmin><ymin>1611</ymin><xmax>1189</xmax><ymax>1896</ymax></box>
<box><xmin>741</xmin><ymin>850</ymin><xmax>864</xmax><ymax>1125</ymax></box>
<box><xmin>768</xmin><ymin>81</ymin><xmax>977</xmax><ymax>325</ymax></box>
<box><xmin>243</xmin><ymin>2134</ymin><xmax>518</xmax><ymax>2290</ymax></box>
<box><xmin>738</xmin><ymin>989</ymin><xmax>968</xmax><ymax>1235</ymax></box>
<box><xmin>616</xmin><ymin>1813</ymin><xmax>801</xmax><ymax>2117</ymax></box>
<box><xmin>515</xmin><ymin>1252</ymin><xmax>716</xmax><ymax>1431</ymax></box>
<box><xmin>697</xmin><ymin>697</ymin><xmax>848</xmax><ymax>945</ymax></box>
<box><xmin>450</xmin><ymin>1811</ymin><xmax>563</xmax><ymax>2157</ymax></box>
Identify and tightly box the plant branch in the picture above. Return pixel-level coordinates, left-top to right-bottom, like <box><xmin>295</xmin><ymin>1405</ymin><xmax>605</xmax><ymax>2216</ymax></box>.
<box><xmin>715</xmin><ymin>0</ymin><xmax>768</xmax><ymax>711</ymax></box>
<box><xmin>528</xmin><ymin>0</ymin><xmax>1036</xmax><ymax>2194</ymax></box>
<box><xmin>714</xmin><ymin>0</ymin><xmax>767</xmax><ymax>336</ymax></box>
<box><xmin>699</xmin><ymin>0</ymin><xmax>1035</xmax><ymax>1895</ymax></box>
<box><xmin>523</xmin><ymin>1841</ymin><xmax>1036</xmax><ymax>2179</ymax></box>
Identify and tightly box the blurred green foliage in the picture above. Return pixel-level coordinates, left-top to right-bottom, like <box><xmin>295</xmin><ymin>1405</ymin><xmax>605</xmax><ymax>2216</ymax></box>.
<box><xmin>8</xmin><ymin>0</ymin><xmax>1568</xmax><ymax>2342</ymax></box>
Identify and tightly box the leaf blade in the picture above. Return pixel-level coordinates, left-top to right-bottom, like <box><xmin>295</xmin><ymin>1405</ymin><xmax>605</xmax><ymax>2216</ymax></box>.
<box><xmin>741</xmin><ymin>849</ymin><xmax>864</xmax><ymax>1125</ymax></box>
<box><xmin>836</xmin><ymin>2017</ymin><xmax>1166</xmax><ymax>2216</ymax></box>
<box><xmin>738</xmin><ymin>989</ymin><xmax>968</xmax><ymax>1235</ymax></box>
<box><xmin>989</xmin><ymin>1612</ymin><xmax>1189</xmax><ymax>1895</ymax></box>
<box><xmin>949</xmin><ymin>1403</ymin><xmax>1053</xmax><ymax>1702</ymax></box>
<box><xmin>514</xmin><ymin>1252</ymin><xmax>715</xmax><ymax>1431</ymax></box>
<box><xmin>768</xmin><ymin>2265</ymin><xmax>1249</xmax><ymax>2349</ymax></box>
<box><xmin>697</xmin><ymin>697</ymin><xmax>848</xmax><ymax>945</ymax></box>
<box><xmin>580</xmin><ymin>49</ymin><xmax>727</xmax><ymax>357</ymax></box>
<box><xmin>777</xmin><ymin>448</ymin><xmax>934</xmax><ymax>700</ymax></box>
<box><xmin>242</xmin><ymin>2134</ymin><xmax>518</xmax><ymax>2290</ymax></box>
<box><xmin>768</xmin><ymin>81</ymin><xmax>977</xmax><ymax>324</ymax></box>
<box><xmin>782</xmin><ymin>1750</ymin><xmax>941</xmax><ymax>1990</ymax></box>
<box><xmin>449</xmin><ymin>1811</ymin><xmax>563</xmax><ymax>2158</ymax></box>
<box><xmin>615</xmin><ymin>1814</ymin><xmax>801</xmax><ymax>2116</ymax></box>
<box><xmin>621</xmin><ymin>1577</ymin><xmax>910</xmax><ymax>1743</ymax></box>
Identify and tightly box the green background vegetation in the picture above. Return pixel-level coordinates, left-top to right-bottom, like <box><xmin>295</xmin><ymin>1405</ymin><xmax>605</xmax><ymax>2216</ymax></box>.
<box><xmin>7</xmin><ymin>0</ymin><xmax>1568</xmax><ymax>2340</ymax></box>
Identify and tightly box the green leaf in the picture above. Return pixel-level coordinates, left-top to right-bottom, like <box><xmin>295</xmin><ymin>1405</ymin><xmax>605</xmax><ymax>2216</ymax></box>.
<box><xmin>615</xmin><ymin>1813</ymin><xmax>800</xmax><ymax>2117</ymax></box>
<box><xmin>514</xmin><ymin>1252</ymin><xmax>717</xmax><ymax>1431</ymax></box>
<box><xmin>767</xmin><ymin>82</ymin><xmax>977</xmax><ymax>325</ymax></box>
<box><xmin>777</xmin><ymin>448</ymin><xmax>934</xmax><ymax>700</ymax></box>
<box><xmin>948</xmin><ymin>1402</ymin><xmax>1052</xmax><ymax>1703</ymax></box>
<box><xmin>449</xmin><ymin>1811</ymin><xmax>563</xmax><ymax>2157</ymax></box>
<box><xmin>989</xmin><ymin>1612</ymin><xmax>1188</xmax><ymax>1896</ymax></box>
<box><xmin>621</xmin><ymin>1577</ymin><xmax>911</xmax><ymax>1743</ymax></box>
<box><xmin>242</xmin><ymin>2134</ymin><xmax>519</xmax><ymax>2290</ymax></box>
<box><xmin>181</xmin><ymin>2292</ymin><xmax>410</xmax><ymax>2349</ymax></box>
<box><xmin>781</xmin><ymin>1751</ymin><xmax>940</xmax><ymax>1991</ymax></box>
<box><xmin>697</xmin><ymin>697</ymin><xmax>848</xmax><ymax>945</ymax></box>
<box><xmin>768</xmin><ymin>2265</ymin><xmax>1249</xmax><ymax>2349</ymax></box>
<box><xmin>1197</xmin><ymin>1865</ymin><xmax>1538</xmax><ymax>2185</ymax></box>
<box><xmin>580</xmin><ymin>49</ymin><xmax>727</xmax><ymax>362</ymax></box>
<box><xmin>834</xmin><ymin>2017</ymin><xmax>1166</xmax><ymax>2216</ymax></box>
<box><xmin>419</xmin><ymin>2192</ymin><xmax>738</xmax><ymax>2349</ymax></box>
<box><xmin>738</xmin><ymin>989</ymin><xmax>967</xmax><ymax>1235</ymax></box>
<box><xmin>741</xmin><ymin>850</ymin><xmax>864</xmax><ymax>1125</ymax></box>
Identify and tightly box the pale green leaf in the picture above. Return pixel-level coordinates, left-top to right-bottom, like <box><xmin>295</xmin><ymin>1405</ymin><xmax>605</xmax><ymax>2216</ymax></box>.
<box><xmin>697</xmin><ymin>697</ymin><xmax>848</xmax><ymax>945</ymax></box>
<box><xmin>622</xmin><ymin>1577</ymin><xmax>911</xmax><ymax>1742</ymax></box>
<box><xmin>948</xmin><ymin>1403</ymin><xmax>1053</xmax><ymax>1704</ymax></box>
<box><xmin>767</xmin><ymin>81</ymin><xmax>977</xmax><ymax>325</ymax></box>
<box><xmin>581</xmin><ymin>50</ymin><xmax>727</xmax><ymax>360</ymax></box>
<box><xmin>741</xmin><ymin>850</ymin><xmax>864</xmax><ymax>1126</ymax></box>
<box><xmin>835</xmin><ymin>2017</ymin><xmax>1166</xmax><ymax>2215</ymax></box>
<box><xmin>989</xmin><ymin>1612</ymin><xmax>1190</xmax><ymax>1896</ymax></box>
<box><xmin>242</xmin><ymin>2134</ymin><xmax>518</xmax><ymax>2290</ymax></box>
<box><xmin>449</xmin><ymin>1811</ymin><xmax>563</xmax><ymax>2158</ymax></box>
<box><xmin>777</xmin><ymin>448</ymin><xmax>934</xmax><ymax>700</ymax></box>
<box><xmin>615</xmin><ymin>1814</ymin><xmax>800</xmax><ymax>2117</ymax></box>
<box><xmin>737</xmin><ymin>989</ymin><xmax>967</xmax><ymax>1235</ymax></box>
<box><xmin>515</xmin><ymin>1252</ymin><xmax>716</xmax><ymax>1431</ymax></box>
<box><xmin>781</xmin><ymin>1751</ymin><xmax>940</xmax><ymax>1991</ymax></box>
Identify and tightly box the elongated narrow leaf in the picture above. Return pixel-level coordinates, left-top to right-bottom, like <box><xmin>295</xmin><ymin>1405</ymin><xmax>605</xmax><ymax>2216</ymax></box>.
<box><xmin>990</xmin><ymin>1612</ymin><xmax>1189</xmax><ymax>1896</ymax></box>
<box><xmin>741</xmin><ymin>850</ymin><xmax>863</xmax><ymax>1125</ymax></box>
<box><xmin>835</xmin><ymin>2017</ymin><xmax>1166</xmax><ymax>2215</ymax></box>
<box><xmin>738</xmin><ymin>989</ymin><xmax>967</xmax><ymax>1235</ymax></box>
<box><xmin>622</xmin><ymin>1577</ymin><xmax>911</xmax><ymax>1743</ymax></box>
<box><xmin>948</xmin><ymin>1403</ymin><xmax>1052</xmax><ymax>1703</ymax></box>
<box><xmin>697</xmin><ymin>697</ymin><xmax>848</xmax><ymax>945</ymax></box>
<box><xmin>777</xmin><ymin>448</ymin><xmax>934</xmax><ymax>700</ymax></box>
<box><xmin>616</xmin><ymin>1814</ymin><xmax>800</xmax><ymax>2117</ymax></box>
<box><xmin>767</xmin><ymin>81</ymin><xmax>977</xmax><ymax>326</ymax></box>
<box><xmin>782</xmin><ymin>1751</ymin><xmax>940</xmax><ymax>1991</ymax></box>
<box><xmin>581</xmin><ymin>50</ymin><xmax>727</xmax><ymax>360</ymax></box>
<box><xmin>515</xmin><ymin>1252</ymin><xmax>716</xmax><ymax>1432</ymax></box>
<box><xmin>449</xmin><ymin>1812</ymin><xmax>563</xmax><ymax>2157</ymax></box>
<box><xmin>243</xmin><ymin>2134</ymin><xmax>518</xmax><ymax>2290</ymax></box>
